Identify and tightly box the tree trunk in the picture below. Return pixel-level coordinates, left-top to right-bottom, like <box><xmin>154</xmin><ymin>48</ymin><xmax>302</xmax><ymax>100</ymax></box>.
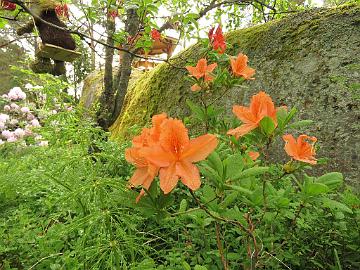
<box><xmin>96</xmin><ymin>13</ymin><xmax>116</xmax><ymax>130</ymax></box>
<box><xmin>89</xmin><ymin>21</ymin><xmax>96</xmax><ymax>71</ymax></box>
<box><xmin>111</xmin><ymin>8</ymin><xmax>140</xmax><ymax>125</ymax></box>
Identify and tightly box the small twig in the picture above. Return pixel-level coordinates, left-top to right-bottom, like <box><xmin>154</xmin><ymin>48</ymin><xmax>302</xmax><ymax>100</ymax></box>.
<box><xmin>189</xmin><ymin>190</ymin><xmax>252</xmax><ymax>237</ymax></box>
<box><xmin>28</xmin><ymin>253</ymin><xmax>63</xmax><ymax>270</ymax></box>
<box><xmin>7</xmin><ymin>0</ymin><xmax>168</xmax><ymax>62</ymax></box>
<box><xmin>215</xmin><ymin>222</ymin><xmax>229</xmax><ymax>270</ymax></box>
<box><xmin>0</xmin><ymin>15</ymin><xmax>18</xmax><ymax>21</ymax></box>
<box><xmin>263</xmin><ymin>251</ymin><xmax>293</xmax><ymax>270</ymax></box>
<box><xmin>0</xmin><ymin>35</ymin><xmax>35</xmax><ymax>48</ymax></box>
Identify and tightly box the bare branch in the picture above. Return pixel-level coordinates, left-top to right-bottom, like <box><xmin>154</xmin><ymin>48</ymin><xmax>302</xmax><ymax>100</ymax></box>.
<box><xmin>7</xmin><ymin>0</ymin><xmax>168</xmax><ymax>62</ymax></box>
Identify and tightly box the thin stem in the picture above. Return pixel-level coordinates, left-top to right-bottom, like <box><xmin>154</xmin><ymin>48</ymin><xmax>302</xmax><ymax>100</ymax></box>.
<box><xmin>215</xmin><ymin>222</ymin><xmax>229</xmax><ymax>270</ymax></box>
<box><xmin>189</xmin><ymin>190</ymin><xmax>252</xmax><ymax>237</ymax></box>
<box><xmin>199</xmin><ymin>91</ymin><xmax>209</xmax><ymax>132</ymax></box>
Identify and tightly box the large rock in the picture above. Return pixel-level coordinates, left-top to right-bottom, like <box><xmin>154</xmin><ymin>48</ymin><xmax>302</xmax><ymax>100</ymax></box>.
<box><xmin>110</xmin><ymin>4</ymin><xmax>360</xmax><ymax>187</ymax></box>
<box><xmin>0</xmin><ymin>37</ymin><xmax>27</xmax><ymax>95</ymax></box>
<box><xmin>80</xmin><ymin>68</ymin><xmax>146</xmax><ymax>110</ymax></box>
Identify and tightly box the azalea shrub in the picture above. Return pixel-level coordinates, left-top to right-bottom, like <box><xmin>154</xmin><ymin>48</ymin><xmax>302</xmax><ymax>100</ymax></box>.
<box><xmin>124</xmin><ymin>25</ymin><xmax>360</xmax><ymax>269</ymax></box>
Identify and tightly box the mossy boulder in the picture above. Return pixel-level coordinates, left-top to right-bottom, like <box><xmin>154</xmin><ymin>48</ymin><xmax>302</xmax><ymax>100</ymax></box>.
<box><xmin>80</xmin><ymin>68</ymin><xmax>144</xmax><ymax>110</ymax></box>
<box><xmin>110</xmin><ymin>4</ymin><xmax>360</xmax><ymax>187</ymax></box>
<box><xmin>79</xmin><ymin>70</ymin><xmax>105</xmax><ymax>109</ymax></box>
<box><xmin>0</xmin><ymin>37</ymin><xmax>27</xmax><ymax>95</ymax></box>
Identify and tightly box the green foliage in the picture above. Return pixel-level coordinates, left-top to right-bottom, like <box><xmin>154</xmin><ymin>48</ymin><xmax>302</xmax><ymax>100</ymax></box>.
<box><xmin>1</xmin><ymin>3</ymin><xmax>360</xmax><ymax>269</ymax></box>
<box><xmin>0</xmin><ymin>102</ymin><xmax>148</xmax><ymax>269</ymax></box>
<box><xmin>1</xmin><ymin>75</ymin><xmax>360</xmax><ymax>270</ymax></box>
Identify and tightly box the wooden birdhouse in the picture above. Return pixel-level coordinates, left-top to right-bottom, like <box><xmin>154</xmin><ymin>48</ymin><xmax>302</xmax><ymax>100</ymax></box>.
<box><xmin>36</xmin><ymin>42</ymin><xmax>81</xmax><ymax>62</ymax></box>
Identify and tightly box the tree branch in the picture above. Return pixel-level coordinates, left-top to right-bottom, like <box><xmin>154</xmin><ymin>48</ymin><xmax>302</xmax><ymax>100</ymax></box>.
<box><xmin>7</xmin><ymin>0</ymin><xmax>168</xmax><ymax>62</ymax></box>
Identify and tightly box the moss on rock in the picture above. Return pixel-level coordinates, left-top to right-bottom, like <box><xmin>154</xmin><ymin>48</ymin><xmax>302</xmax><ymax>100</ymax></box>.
<box><xmin>110</xmin><ymin>3</ymin><xmax>360</xmax><ymax>187</ymax></box>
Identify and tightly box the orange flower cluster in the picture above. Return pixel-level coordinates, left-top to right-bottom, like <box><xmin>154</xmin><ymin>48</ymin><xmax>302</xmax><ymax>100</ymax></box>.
<box><xmin>186</xmin><ymin>59</ymin><xmax>217</xmax><ymax>92</ymax></box>
<box><xmin>283</xmin><ymin>134</ymin><xmax>317</xmax><ymax>164</ymax></box>
<box><xmin>230</xmin><ymin>54</ymin><xmax>255</xmax><ymax>80</ymax></box>
<box><xmin>186</xmin><ymin>36</ymin><xmax>255</xmax><ymax>92</ymax></box>
<box><xmin>126</xmin><ymin>113</ymin><xmax>218</xmax><ymax>202</ymax></box>
<box><xmin>208</xmin><ymin>25</ymin><xmax>226</xmax><ymax>54</ymax></box>
<box><xmin>227</xmin><ymin>91</ymin><xmax>318</xmax><ymax>164</ymax></box>
<box><xmin>227</xmin><ymin>91</ymin><xmax>283</xmax><ymax>138</ymax></box>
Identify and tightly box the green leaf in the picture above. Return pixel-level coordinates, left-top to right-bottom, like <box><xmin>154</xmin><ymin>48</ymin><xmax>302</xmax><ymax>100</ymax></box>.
<box><xmin>182</xmin><ymin>262</ymin><xmax>191</xmax><ymax>270</ymax></box>
<box><xmin>317</xmin><ymin>172</ymin><xmax>343</xmax><ymax>189</ymax></box>
<box><xmin>224</xmin><ymin>153</ymin><xmax>244</xmax><ymax>180</ymax></box>
<box><xmin>200</xmin><ymin>163</ymin><xmax>222</xmax><ymax>185</ymax></box>
<box><xmin>284</xmin><ymin>107</ymin><xmax>297</xmax><ymax>126</ymax></box>
<box><xmin>158</xmin><ymin>194</ymin><xmax>174</xmax><ymax>209</ymax></box>
<box><xmin>259</xmin><ymin>116</ymin><xmax>276</xmax><ymax>136</ymax></box>
<box><xmin>219</xmin><ymin>191</ymin><xmax>240</xmax><ymax>208</ymax></box>
<box><xmin>249</xmin><ymin>187</ymin><xmax>264</xmax><ymax>205</ymax></box>
<box><xmin>186</xmin><ymin>100</ymin><xmax>206</xmax><ymax>121</ymax></box>
<box><xmin>179</xmin><ymin>199</ymin><xmax>188</xmax><ymax>212</ymax></box>
<box><xmin>276</xmin><ymin>108</ymin><xmax>288</xmax><ymax>129</ymax></box>
<box><xmin>207</xmin><ymin>151</ymin><xmax>224</xmax><ymax>178</ymax></box>
<box><xmin>224</xmin><ymin>184</ymin><xmax>253</xmax><ymax>195</ymax></box>
<box><xmin>288</xmin><ymin>120</ymin><xmax>314</xmax><ymax>129</ymax></box>
<box><xmin>0</xmin><ymin>18</ymin><xmax>7</xmax><ymax>29</ymax></box>
<box><xmin>231</xmin><ymin>166</ymin><xmax>269</xmax><ymax>181</ymax></box>
<box><xmin>305</xmin><ymin>182</ymin><xmax>329</xmax><ymax>196</ymax></box>
<box><xmin>194</xmin><ymin>265</ymin><xmax>208</xmax><ymax>270</ymax></box>
<box><xmin>201</xmin><ymin>185</ymin><xmax>217</xmax><ymax>203</ymax></box>
<box><xmin>321</xmin><ymin>198</ymin><xmax>353</xmax><ymax>214</ymax></box>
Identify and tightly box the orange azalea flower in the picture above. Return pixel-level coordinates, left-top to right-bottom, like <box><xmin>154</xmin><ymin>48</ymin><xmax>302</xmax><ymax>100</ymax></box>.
<box><xmin>140</xmin><ymin>118</ymin><xmax>218</xmax><ymax>194</ymax></box>
<box><xmin>230</xmin><ymin>53</ymin><xmax>255</xmax><ymax>80</ymax></box>
<box><xmin>227</xmin><ymin>91</ymin><xmax>281</xmax><ymax>138</ymax></box>
<box><xmin>186</xmin><ymin>59</ymin><xmax>217</xmax><ymax>82</ymax></box>
<box><xmin>248</xmin><ymin>151</ymin><xmax>260</xmax><ymax>161</ymax></box>
<box><xmin>126</xmin><ymin>113</ymin><xmax>168</xmax><ymax>202</ymax></box>
<box><xmin>125</xmin><ymin>147</ymin><xmax>159</xmax><ymax>202</ymax></box>
<box><xmin>283</xmin><ymin>134</ymin><xmax>317</xmax><ymax>164</ymax></box>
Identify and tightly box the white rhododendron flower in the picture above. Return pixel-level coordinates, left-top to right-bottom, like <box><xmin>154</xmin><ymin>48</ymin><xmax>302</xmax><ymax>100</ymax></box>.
<box><xmin>0</xmin><ymin>114</ymin><xmax>9</xmax><ymax>122</ymax></box>
<box><xmin>31</xmin><ymin>119</ymin><xmax>41</xmax><ymax>127</ymax></box>
<box><xmin>2</xmin><ymin>130</ymin><xmax>13</xmax><ymax>139</ymax></box>
<box><xmin>21</xmin><ymin>107</ymin><xmax>30</xmax><ymax>114</ymax></box>
<box><xmin>14</xmin><ymin>128</ymin><xmax>26</xmax><ymax>138</ymax></box>
<box><xmin>38</xmin><ymin>141</ymin><xmax>49</xmax><ymax>147</ymax></box>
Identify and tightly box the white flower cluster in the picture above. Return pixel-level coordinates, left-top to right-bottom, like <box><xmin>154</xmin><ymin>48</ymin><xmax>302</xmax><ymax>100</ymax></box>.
<box><xmin>0</xmin><ymin>87</ymin><xmax>48</xmax><ymax>146</ymax></box>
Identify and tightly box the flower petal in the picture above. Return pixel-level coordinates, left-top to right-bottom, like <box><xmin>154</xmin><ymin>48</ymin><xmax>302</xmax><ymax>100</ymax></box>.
<box><xmin>135</xmin><ymin>170</ymin><xmax>157</xmax><ymax>203</ymax></box>
<box><xmin>283</xmin><ymin>134</ymin><xmax>298</xmax><ymax>158</ymax></box>
<box><xmin>233</xmin><ymin>105</ymin><xmax>257</xmax><ymax>124</ymax></box>
<box><xmin>248</xmin><ymin>151</ymin><xmax>260</xmax><ymax>161</ymax></box>
<box><xmin>140</xmin><ymin>145</ymin><xmax>175</xmax><ymax>167</ymax></box>
<box><xmin>180</xmin><ymin>134</ymin><xmax>218</xmax><ymax>162</ymax></box>
<box><xmin>206</xmin><ymin>63</ymin><xmax>217</xmax><ymax>73</ymax></box>
<box><xmin>241</xmin><ymin>67</ymin><xmax>256</xmax><ymax>80</ymax></box>
<box><xmin>191</xmin><ymin>84</ymin><xmax>202</xmax><ymax>92</ymax></box>
<box><xmin>125</xmin><ymin>147</ymin><xmax>147</xmax><ymax>167</ymax></box>
<box><xmin>129</xmin><ymin>167</ymin><xmax>152</xmax><ymax>187</ymax></box>
<box><xmin>176</xmin><ymin>160</ymin><xmax>201</xmax><ymax>191</ymax></box>
<box><xmin>159</xmin><ymin>119</ymin><xmax>189</xmax><ymax>155</ymax></box>
<box><xmin>186</xmin><ymin>66</ymin><xmax>202</xmax><ymax>79</ymax></box>
<box><xmin>227</xmin><ymin>123</ymin><xmax>257</xmax><ymax>138</ymax></box>
<box><xmin>159</xmin><ymin>163</ymin><xmax>179</xmax><ymax>194</ymax></box>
